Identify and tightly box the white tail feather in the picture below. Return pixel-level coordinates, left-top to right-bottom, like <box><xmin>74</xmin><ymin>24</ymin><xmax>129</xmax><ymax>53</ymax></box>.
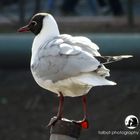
<box><xmin>119</xmin><ymin>55</ymin><xmax>133</xmax><ymax>58</ymax></box>
<box><xmin>75</xmin><ymin>73</ymin><xmax>117</xmax><ymax>86</ymax></box>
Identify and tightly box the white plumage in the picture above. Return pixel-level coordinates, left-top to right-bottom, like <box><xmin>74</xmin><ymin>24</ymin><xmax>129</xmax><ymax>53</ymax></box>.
<box><xmin>30</xmin><ymin>14</ymin><xmax>118</xmax><ymax>97</ymax></box>
<box><xmin>19</xmin><ymin>13</ymin><xmax>132</xmax><ymax>97</ymax></box>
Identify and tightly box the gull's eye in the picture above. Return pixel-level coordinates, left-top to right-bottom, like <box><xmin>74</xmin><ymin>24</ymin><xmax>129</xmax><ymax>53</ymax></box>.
<box><xmin>31</xmin><ymin>21</ymin><xmax>37</xmax><ymax>26</ymax></box>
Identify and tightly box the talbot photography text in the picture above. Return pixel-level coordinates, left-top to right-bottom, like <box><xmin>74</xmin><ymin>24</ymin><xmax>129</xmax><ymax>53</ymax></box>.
<box><xmin>98</xmin><ymin>130</ymin><xmax>139</xmax><ymax>136</ymax></box>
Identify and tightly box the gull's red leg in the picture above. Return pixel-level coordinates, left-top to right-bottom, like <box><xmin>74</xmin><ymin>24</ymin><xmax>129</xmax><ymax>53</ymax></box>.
<box><xmin>73</xmin><ymin>95</ymin><xmax>89</xmax><ymax>129</ymax></box>
<box><xmin>48</xmin><ymin>92</ymin><xmax>64</xmax><ymax>126</ymax></box>
<box><xmin>82</xmin><ymin>95</ymin><xmax>88</xmax><ymax>120</ymax></box>
<box><xmin>56</xmin><ymin>92</ymin><xmax>64</xmax><ymax>119</ymax></box>
<box><xmin>80</xmin><ymin>95</ymin><xmax>89</xmax><ymax>129</ymax></box>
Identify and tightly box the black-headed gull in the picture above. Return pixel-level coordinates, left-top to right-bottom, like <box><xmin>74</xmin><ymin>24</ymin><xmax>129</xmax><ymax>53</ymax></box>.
<box><xmin>18</xmin><ymin>13</ymin><xmax>132</xmax><ymax>128</ymax></box>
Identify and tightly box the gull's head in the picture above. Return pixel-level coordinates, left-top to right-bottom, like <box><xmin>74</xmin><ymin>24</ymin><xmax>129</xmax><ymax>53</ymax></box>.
<box><xmin>18</xmin><ymin>13</ymin><xmax>59</xmax><ymax>36</ymax></box>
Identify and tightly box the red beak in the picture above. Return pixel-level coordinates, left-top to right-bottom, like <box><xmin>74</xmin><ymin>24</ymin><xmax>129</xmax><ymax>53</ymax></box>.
<box><xmin>17</xmin><ymin>25</ymin><xmax>30</xmax><ymax>32</ymax></box>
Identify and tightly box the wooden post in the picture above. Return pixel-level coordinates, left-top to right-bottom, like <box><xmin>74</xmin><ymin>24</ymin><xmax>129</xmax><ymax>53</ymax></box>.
<box><xmin>49</xmin><ymin>118</ymin><xmax>82</xmax><ymax>140</ymax></box>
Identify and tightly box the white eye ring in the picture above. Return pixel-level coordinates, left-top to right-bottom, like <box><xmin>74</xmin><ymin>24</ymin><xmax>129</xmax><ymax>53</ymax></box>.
<box><xmin>31</xmin><ymin>21</ymin><xmax>37</xmax><ymax>26</ymax></box>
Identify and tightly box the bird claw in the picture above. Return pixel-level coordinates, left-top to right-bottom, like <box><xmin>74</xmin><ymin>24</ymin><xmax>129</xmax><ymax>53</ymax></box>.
<box><xmin>47</xmin><ymin>116</ymin><xmax>61</xmax><ymax>127</ymax></box>
<box><xmin>73</xmin><ymin>119</ymin><xmax>89</xmax><ymax>129</ymax></box>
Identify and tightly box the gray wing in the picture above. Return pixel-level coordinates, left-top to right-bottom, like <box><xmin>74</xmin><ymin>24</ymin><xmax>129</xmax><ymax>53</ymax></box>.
<box><xmin>33</xmin><ymin>37</ymin><xmax>100</xmax><ymax>82</ymax></box>
<box><xmin>57</xmin><ymin>34</ymin><xmax>101</xmax><ymax>56</ymax></box>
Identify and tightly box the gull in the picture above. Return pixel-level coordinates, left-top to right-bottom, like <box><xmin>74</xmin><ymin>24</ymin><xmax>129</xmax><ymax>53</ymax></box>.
<box><xmin>18</xmin><ymin>13</ymin><xmax>132</xmax><ymax>128</ymax></box>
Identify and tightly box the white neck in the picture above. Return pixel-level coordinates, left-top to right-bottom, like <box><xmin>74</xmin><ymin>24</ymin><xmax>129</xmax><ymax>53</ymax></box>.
<box><xmin>32</xmin><ymin>15</ymin><xmax>60</xmax><ymax>53</ymax></box>
<box><xmin>39</xmin><ymin>15</ymin><xmax>60</xmax><ymax>40</ymax></box>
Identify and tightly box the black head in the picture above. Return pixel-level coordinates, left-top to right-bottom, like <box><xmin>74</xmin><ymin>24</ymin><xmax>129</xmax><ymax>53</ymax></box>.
<box><xmin>18</xmin><ymin>13</ymin><xmax>48</xmax><ymax>35</ymax></box>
